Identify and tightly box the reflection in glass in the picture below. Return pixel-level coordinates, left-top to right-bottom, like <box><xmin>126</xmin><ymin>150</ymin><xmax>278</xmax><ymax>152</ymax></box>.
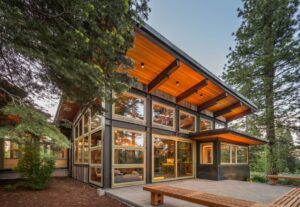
<box><xmin>152</xmin><ymin>103</ymin><xmax>174</xmax><ymax>128</ymax></box>
<box><xmin>91</xmin><ymin>149</ymin><xmax>101</xmax><ymax>164</ymax></box>
<box><xmin>200</xmin><ymin>119</ymin><xmax>213</xmax><ymax>131</ymax></box>
<box><xmin>114</xmin><ymin>94</ymin><xmax>145</xmax><ymax>121</ymax></box>
<box><xmin>91</xmin><ymin>130</ymin><xmax>102</xmax><ymax>147</ymax></box>
<box><xmin>91</xmin><ymin>108</ymin><xmax>102</xmax><ymax>130</ymax></box>
<box><xmin>231</xmin><ymin>146</ymin><xmax>237</xmax><ymax>163</ymax></box>
<box><xmin>114</xmin><ymin>149</ymin><xmax>143</xmax><ymax>164</ymax></box>
<box><xmin>84</xmin><ymin>111</ymin><xmax>89</xmax><ymax>134</ymax></box>
<box><xmin>79</xmin><ymin>119</ymin><xmax>83</xmax><ymax>136</ymax></box>
<box><xmin>83</xmin><ymin>136</ymin><xmax>89</xmax><ymax>163</ymax></box>
<box><xmin>153</xmin><ymin>138</ymin><xmax>175</xmax><ymax>180</ymax></box>
<box><xmin>114</xmin><ymin>129</ymin><xmax>144</xmax><ymax>147</ymax></box>
<box><xmin>237</xmin><ymin>147</ymin><xmax>248</xmax><ymax>163</ymax></box>
<box><xmin>90</xmin><ymin>167</ymin><xmax>102</xmax><ymax>183</ymax></box>
<box><xmin>201</xmin><ymin>143</ymin><xmax>213</xmax><ymax>164</ymax></box>
<box><xmin>74</xmin><ymin>140</ymin><xmax>78</xmax><ymax>163</ymax></box>
<box><xmin>177</xmin><ymin>142</ymin><xmax>193</xmax><ymax>177</ymax></box>
<box><xmin>114</xmin><ymin>168</ymin><xmax>144</xmax><ymax>184</ymax></box>
<box><xmin>221</xmin><ymin>144</ymin><xmax>230</xmax><ymax>164</ymax></box>
<box><xmin>75</xmin><ymin>124</ymin><xmax>79</xmax><ymax>138</ymax></box>
<box><xmin>215</xmin><ymin>122</ymin><xmax>225</xmax><ymax>129</ymax></box>
<box><xmin>78</xmin><ymin>139</ymin><xmax>83</xmax><ymax>162</ymax></box>
<box><xmin>180</xmin><ymin>112</ymin><xmax>195</xmax><ymax>132</ymax></box>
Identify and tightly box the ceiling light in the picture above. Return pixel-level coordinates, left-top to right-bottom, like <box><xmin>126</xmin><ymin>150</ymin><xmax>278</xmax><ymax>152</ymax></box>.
<box><xmin>141</xmin><ymin>62</ymin><xmax>145</xmax><ymax>69</ymax></box>
<box><xmin>176</xmin><ymin>81</ymin><xmax>180</xmax><ymax>87</ymax></box>
<box><xmin>199</xmin><ymin>93</ymin><xmax>203</xmax><ymax>97</ymax></box>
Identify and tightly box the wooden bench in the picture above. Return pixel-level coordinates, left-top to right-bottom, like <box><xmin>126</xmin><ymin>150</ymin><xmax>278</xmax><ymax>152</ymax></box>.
<box><xmin>268</xmin><ymin>188</ymin><xmax>300</xmax><ymax>207</ymax></box>
<box><xmin>267</xmin><ymin>175</ymin><xmax>300</xmax><ymax>185</ymax></box>
<box><xmin>143</xmin><ymin>185</ymin><xmax>266</xmax><ymax>207</ymax></box>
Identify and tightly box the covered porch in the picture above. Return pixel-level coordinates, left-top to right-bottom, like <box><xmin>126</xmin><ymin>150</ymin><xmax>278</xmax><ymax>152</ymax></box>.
<box><xmin>106</xmin><ymin>179</ymin><xmax>292</xmax><ymax>207</ymax></box>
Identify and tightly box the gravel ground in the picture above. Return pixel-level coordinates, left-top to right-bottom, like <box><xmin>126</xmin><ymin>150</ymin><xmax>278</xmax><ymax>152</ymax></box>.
<box><xmin>0</xmin><ymin>177</ymin><xmax>127</xmax><ymax>207</ymax></box>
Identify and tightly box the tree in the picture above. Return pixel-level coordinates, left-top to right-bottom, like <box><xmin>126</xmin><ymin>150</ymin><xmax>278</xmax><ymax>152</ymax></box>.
<box><xmin>223</xmin><ymin>0</ymin><xmax>300</xmax><ymax>174</ymax></box>
<box><xmin>0</xmin><ymin>0</ymin><xmax>150</xmax><ymax>111</ymax></box>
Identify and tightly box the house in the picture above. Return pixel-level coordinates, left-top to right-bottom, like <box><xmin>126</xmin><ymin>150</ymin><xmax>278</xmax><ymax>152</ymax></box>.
<box><xmin>0</xmin><ymin>79</ymin><xmax>69</xmax><ymax>179</ymax></box>
<box><xmin>2</xmin><ymin>24</ymin><xmax>267</xmax><ymax>187</ymax></box>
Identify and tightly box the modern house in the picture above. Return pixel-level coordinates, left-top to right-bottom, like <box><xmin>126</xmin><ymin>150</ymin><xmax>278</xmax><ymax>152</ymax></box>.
<box><xmin>1</xmin><ymin>24</ymin><xmax>267</xmax><ymax>187</ymax></box>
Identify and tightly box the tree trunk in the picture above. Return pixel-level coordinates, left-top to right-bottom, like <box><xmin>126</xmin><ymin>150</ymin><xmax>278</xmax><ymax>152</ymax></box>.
<box><xmin>264</xmin><ymin>63</ymin><xmax>277</xmax><ymax>175</ymax></box>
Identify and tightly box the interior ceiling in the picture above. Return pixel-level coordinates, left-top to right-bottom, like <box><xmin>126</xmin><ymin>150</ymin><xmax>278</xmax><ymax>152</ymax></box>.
<box><xmin>127</xmin><ymin>32</ymin><xmax>253</xmax><ymax>121</ymax></box>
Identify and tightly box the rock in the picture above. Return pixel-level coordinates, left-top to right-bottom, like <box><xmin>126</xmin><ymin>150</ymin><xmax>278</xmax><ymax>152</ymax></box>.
<box><xmin>96</xmin><ymin>188</ymin><xmax>105</xmax><ymax>197</ymax></box>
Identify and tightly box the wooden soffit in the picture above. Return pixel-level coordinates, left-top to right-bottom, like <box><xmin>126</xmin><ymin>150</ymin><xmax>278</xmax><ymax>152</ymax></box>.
<box><xmin>191</xmin><ymin>129</ymin><xmax>267</xmax><ymax>145</ymax></box>
<box><xmin>125</xmin><ymin>29</ymin><xmax>256</xmax><ymax>122</ymax></box>
<box><xmin>54</xmin><ymin>99</ymin><xmax>80</xmax><ymax>123</ymax></box>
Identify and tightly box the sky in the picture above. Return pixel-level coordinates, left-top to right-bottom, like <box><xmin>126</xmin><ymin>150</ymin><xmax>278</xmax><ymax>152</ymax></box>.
<box><xmin>45</xmin><ymin>0</ymin><xmax>244</xmax><ymax>118</ymax></box>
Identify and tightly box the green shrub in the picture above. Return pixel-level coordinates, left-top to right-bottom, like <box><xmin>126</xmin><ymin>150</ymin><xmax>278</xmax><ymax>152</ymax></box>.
<box><xmin>250</xmin><ymin>173</ymin><xmax>267</xmax><ymax>183</ymax></box>
<box><xmin>16</xmin><ymin>146</ymin><xmax>55</xmax><ymax>190</ymax></box>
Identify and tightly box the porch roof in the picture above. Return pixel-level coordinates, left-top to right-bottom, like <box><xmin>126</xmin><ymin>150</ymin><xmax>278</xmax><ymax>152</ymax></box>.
<box><xmin>190</xmin><ymin>128</ymin><xmax>267</xmax><ymax>145</ymax></box>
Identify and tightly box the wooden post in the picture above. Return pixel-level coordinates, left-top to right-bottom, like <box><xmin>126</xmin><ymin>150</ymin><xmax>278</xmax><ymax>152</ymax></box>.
<box><xmin>151</xmin><ymin>192</ymin><xmax>164</xmax><ymax>206</ymax></box>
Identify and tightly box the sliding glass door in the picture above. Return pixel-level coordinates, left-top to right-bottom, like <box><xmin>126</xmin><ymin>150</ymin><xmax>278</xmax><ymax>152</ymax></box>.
<box><xmin>152</xmin><ymin>135</ymin><xmax>195</xmax><ymax>182</ymax></box>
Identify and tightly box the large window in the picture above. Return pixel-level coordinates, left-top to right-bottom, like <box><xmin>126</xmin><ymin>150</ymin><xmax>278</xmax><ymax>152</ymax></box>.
<box><xmin>200</xmin><ymin>143</ymin><xmax>213</xmax><ymax>164</ymax></box>
<box><xmin>215</xmin><ymin>122</ymin><xmax>225</xmax><ymax>129</ymax></box>
<box><xmin>221</xmin><ymin>143</ymin><xmax>248</xmax><ymax>164</ymax></box>
<box><xmin>152</xmin><ymin>102</ymin><xmax>175</xmax><ymax>130</ymax></box>
<box><xmin>179</xmin><ymin>111</ymin><xmax>196</xmax><ymax>133</ymax></box>
<box><xmin>113</xmin><ymin>93</ymin><xmax>146</xmax><ymax>124</ymax></box>
<box><xmin>4</xmin><ymin>141</ymin><xmax>20</xmax><ymax>159</ymax></box>
<box><xmin>153</xmin><ymin>136</ymin><xmax>194</xmax><ymax>182</ymax></box>
<box><xmin>177</xmin><ymin>142</ymin><xmax>193</xmax><ymax>177</ymax></box>
<box><xmin>73</xmin><ymin>108</ymin><xmax>104</xmax><ymax>186</ymax></box>
<box><xmin>200</xmin><ymin>118</ymin><xmax>213</xmax><ymax>131</ymax></box>
<box><xmin>112</xmin><ymin>128</ymin><xmax>145</xmax><ymax>186</ymax></box>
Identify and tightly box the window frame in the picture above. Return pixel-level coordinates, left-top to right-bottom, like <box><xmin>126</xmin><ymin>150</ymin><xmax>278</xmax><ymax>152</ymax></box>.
<box><xmin>112</xmin><ymin>127</ymin><xmax>146</xmax><ymax>187</ymax></box>
<box><xmin>179</xmin><ymin>110</ymin><xmax>196</xmax><ymax>133</ymax></box>
<box><xmin>152</xmin><ymin>135</ymin><xmax>195</xmax><ymax>183</ymax></box>
<box><xmin>220</xmin><ymin>142</ymin><xmax>248</xmax><ymax>165</ymax></box>
<box><xmin>199</xmin><ymin>117</ymin><xmax>213</xmax><ymax>131</ymax></box>
<box><xmin>200</xmin><ymin>142</ymin><xmax>214</xmax><ymax>165</ymax></box>
<box><xmin>112</xmin><ymin>92</ymin><xmax>146</xmax><ymax>125</ymax></box>
<box><xmin>152</xmin><ymin>101</ymin><xmax>176</xmax><ymax>131</ymax></box>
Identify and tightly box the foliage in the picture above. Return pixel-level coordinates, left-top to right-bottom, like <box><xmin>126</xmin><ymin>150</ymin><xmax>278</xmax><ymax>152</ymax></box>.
<box><xmin>16</xmin><ymin>146</ymin><xmax>55</xmax><ymax>190</ymax></box>
<box><xmin>223</xmin><ymin>0</ymin><xmax>300</xmax><ymax>174</ymax></box>
<box><xmin>0</xmin><ymin>0</ymin><xmax>150</xmax><ymax>111</ymax></box>
<box><xmin>250</xmin><ymin>172</ymin><xmax>267</xmax><ymax>183</ymax></box>
<box><xmin>0</xmin><ymin>104</ymin><xmax>69</xmax><ymax>149</ymax></box>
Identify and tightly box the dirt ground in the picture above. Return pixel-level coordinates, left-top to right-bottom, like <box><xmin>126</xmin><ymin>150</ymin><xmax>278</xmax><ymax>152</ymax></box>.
<box><xmin>0</xmin><ymin>177</ymin><xmax>128</xmax><ymax>207</ymax></box>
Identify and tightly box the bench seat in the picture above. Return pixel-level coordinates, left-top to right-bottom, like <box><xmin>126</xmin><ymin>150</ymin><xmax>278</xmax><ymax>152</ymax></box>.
<box><xmin>267</xmin><ymin>175</ymin><xmax>300</xmax><ymax>185</ymax></box>
<box><xmin>143</xmin><ymin>185</ymin><xmax>266</xmax><ymax>207</ymax></box>
<box><xmin>269</xmin><ymin>188</ymin><xmax>300</xmax><ymax>207</ymax></box>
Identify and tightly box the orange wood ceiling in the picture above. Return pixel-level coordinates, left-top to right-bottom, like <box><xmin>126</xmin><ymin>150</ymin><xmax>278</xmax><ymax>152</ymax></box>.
<box><xmin>126</xmin><ymin>31</ymin><xmax>251</xmax><ymax>121</ymax></box>
<box><xmin>192</xmin><ymin>132</ymin><xmax>265</xmax><ymax>145</ymax></box>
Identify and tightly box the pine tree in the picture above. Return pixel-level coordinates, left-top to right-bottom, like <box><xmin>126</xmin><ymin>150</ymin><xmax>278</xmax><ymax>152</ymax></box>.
<box><xmin>0</xmin><ymin>0</ymin><xmax>150</xmax><ymax>110</ymax></box>
<box><xmin>223</xmin><ymin>0</ymin><xmax>300</xmax><ymax>174</ymax></box>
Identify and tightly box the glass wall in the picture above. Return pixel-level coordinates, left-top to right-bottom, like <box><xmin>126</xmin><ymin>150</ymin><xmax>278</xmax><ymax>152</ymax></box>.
<box><xmin>179</xmin><ymin>111</ymin><xmax>196</xmax><ymax>133</ymax></box>
<box><xmin>221</xmin><ymin>142</ymin><xmax>248</xmax><ymax>164</ymax></box>
<box><xmin>113</xmin><ymin>93</ymin><xmax>146</xmax><ymax>124</ymax></box>
<box><xmin>215</xmin><ymin>122</ymin><xmax>225</xmax><ymax>129</ymax></box>
<box><xmin>152</xmin><ymin>102</ymin><xmax>175</xmax><ymax>130</ymax></box>
<box><xmin>199</xmin><ymin>118</ymin><xmax>213</xmax><ymax>131</ymax></box>
<box><xmin>112</xmin><ymin>128</ymin><xmax>145</xmax><ymax>186</ymax></box>
<box><xmin>73</xmin><ymin>108</ymin><xmax>103</xmax><ymax>186</ymax></box>
<box><xmin>200</xmin><ymin>143</ymin><xmax>213</xmax><ymax>164</ymax></box>
<box><xmin>153</xmin><ymin>136</ymin><xmax>194</xmax><ymax>182</ymax></box>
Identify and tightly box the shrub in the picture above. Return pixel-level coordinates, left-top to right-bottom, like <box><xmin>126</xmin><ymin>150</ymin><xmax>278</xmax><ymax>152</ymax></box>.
<box><xmin>16</xmin><ymin>146</ymin><xmax>55</xmax><ymax>190</ymax></box>
<box><xmin>250</xmin><ymin>172</ymin><xmax>267</xmax><ymax>183</ymax></box>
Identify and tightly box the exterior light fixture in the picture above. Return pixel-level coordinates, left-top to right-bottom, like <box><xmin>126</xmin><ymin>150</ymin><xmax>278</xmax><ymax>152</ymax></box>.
<box><xmin>141</xmin><ymin>62</ymin><xmax>145</xmax><ymax>69</ymax></box>
<box><xmin>176</xmin><ymin>81</ymin><xmax>180</xmax><ymax>87</ymax></box>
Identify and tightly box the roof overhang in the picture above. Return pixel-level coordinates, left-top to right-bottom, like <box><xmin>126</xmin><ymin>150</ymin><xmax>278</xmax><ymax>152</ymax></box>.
<box><xmin>54</xmin><ymin>98</ymin><xmax>80</xmax><ymax>124</ymax></box>
<box><xmin>124</xmin><ymin>24</ymin><xmax>257</xmax><ymax>122</ymax></box>
<box><xmin>191</xmin><ymin>129</ymin><xmax>267</xmax><ymax>145</ymax></box>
